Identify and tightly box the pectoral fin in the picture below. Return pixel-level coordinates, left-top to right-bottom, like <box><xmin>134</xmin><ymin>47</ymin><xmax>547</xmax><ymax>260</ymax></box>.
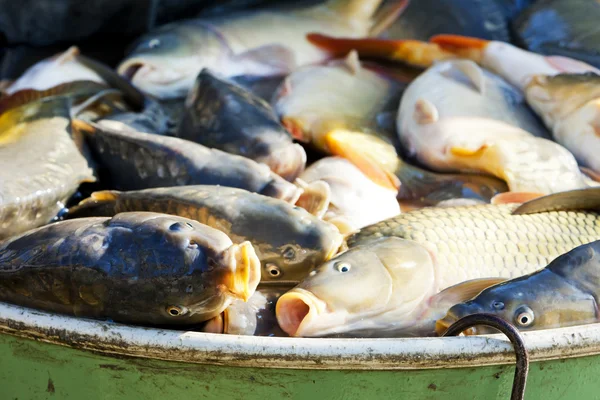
<box><xmin>440</xmin><ymin>60</ymin><xmax>485</xmax><ymax>94</ymax></box>
<box><xmin>413</xmin><ymin>99</ymin><xmax>439</xmax><ymax>124</ymax></box>
<box><xmin>512</xmin><ymin>188</ymin><xmax>600</xmax><ymax>215</ymax></box>
<box><xmin>233</xmin><ymin>44</ymin><xmax>297</xmax><ymax>76</ymax></box>
<box><xmin>430</xmin><ymin>278</ymin><xmax>507</xmax><ymax>310</ymax></box>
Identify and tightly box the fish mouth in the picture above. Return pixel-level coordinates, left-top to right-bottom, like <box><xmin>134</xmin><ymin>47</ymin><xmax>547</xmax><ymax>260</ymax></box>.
<box><xmin>228</xmin><ymin>241</ymin><xmax>261</xmax><ymax>302</ymax></box>
<box><xmin>435</xmin><ymin>314</ymin><xmax>479</xmax><ymax>336</ymax></box>
<box><xmin>120</xmin><ymin>63</ymin><xmax>145</xmax><ymax>81</ymax></box>
<box><xmin>202</xmin><ymin>313</ymin><xmax>225</xmax><ymax>334</ymax></box>
<box><xmin>276</xmin><ymin>288</ymin><xmax>328</xmax><ymax>337</ymax></box>
<box><xmin>263</xmin><ymin>143</ymin><xmax>307</xmax><ymax>181</ymax></box>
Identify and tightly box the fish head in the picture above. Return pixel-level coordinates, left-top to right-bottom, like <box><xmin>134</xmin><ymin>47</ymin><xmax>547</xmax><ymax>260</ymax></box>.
<box><xmin>276</xmin><ymin>237</ymin><xmax>436</xmax><ymax>337</ymax></box>
<box><xmin>435</xmin><ymin>269</ymin><xmax>598</xmax><ymax>335</ymax></box>
<box><xmin>233</xmin><ymin>198</ymin><xmax>343</xmax><ymax>283</ymax></box>
<box><xmin>116</xmin><ymin>212</ymin><xmax>261</xmax><ymax>323</ymax></box>
<box><xmin>118</xmin><ymin>22</ymin><xmax>227</xmax><ymax>99</ymax></box>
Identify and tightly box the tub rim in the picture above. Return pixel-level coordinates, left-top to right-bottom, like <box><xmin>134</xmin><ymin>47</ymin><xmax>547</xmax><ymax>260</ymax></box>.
<box><xmin>2</xmin><ymin>301</ymin><xmax>598</xmax><ymax>370</ymax></box>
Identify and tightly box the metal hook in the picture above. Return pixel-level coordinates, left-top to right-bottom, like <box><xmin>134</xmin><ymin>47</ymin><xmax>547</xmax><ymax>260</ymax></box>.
<box><xmin>442</xmin><ymin>313</ymin><xmax>529</xmax><ymax>400</ymax></box>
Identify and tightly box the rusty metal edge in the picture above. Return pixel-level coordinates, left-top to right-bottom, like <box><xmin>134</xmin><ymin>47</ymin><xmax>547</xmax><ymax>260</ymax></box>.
<box><xmin>1</xmin><ymin>301</ymin><xmax>600</xmax><ymax>370</ymax></box>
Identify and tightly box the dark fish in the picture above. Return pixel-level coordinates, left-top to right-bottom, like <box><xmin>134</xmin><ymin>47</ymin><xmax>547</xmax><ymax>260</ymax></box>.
<box><xmin>0</xmin><ymin>98</ymin><xmax>95</xmax><ymax>239</ymax></box>
<box><xmin>178</xmin><ymin>69</ymin><xmax>306</xmax><ymax>180</ymax></box>
<box><xmin>514</xmin><ymin>0</ymin><xmax>600</xmax><ymax>69</ymax></box>
<box><xmin>74</xmin><ymin>120</ymin><xmax>302</xmax><ymax>203</ymax></box>
<box><xmin>0</xmin><ymin>212</ymin><xmax>261</xmax><ymax>326</ymax></box>
<box><xmin>436</xmin><ymin>240</ymin><xmax>600</xmax><ymax>335</ymax></box>
<box><xmin>380</xmin><ymin>0</ymin><xmax>510</xmax><ymax>42</ymax></box>
<box><xmin>66</xmin><ymin>186</ymin><xmax>343</xmax><ymax>283</ymax></box>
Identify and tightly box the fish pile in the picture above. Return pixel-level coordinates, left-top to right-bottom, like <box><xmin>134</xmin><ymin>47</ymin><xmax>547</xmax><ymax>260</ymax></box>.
<box><xmin>2</xmin><ymin>0</ymin><xmax>600</xmax><ymax>339</ymax></box>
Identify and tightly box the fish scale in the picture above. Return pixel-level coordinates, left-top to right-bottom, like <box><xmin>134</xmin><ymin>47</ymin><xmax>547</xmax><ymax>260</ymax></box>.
<box><xmin>348</xmin><ymin>204</ymin><xmax>600</xmax><ymax>286</ymax></box>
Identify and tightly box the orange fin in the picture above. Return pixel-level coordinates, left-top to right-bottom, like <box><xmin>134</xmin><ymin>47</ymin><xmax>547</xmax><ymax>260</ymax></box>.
<box><xmin>450</xmin><ymin>144</ymin><xmax>488</xmax><ymax>157</ymax></box>
<box><xmin>429</xmin><ymin>34</ymin><xmax>490</xmax><ymax>63</ymax></box>
<box><xmin>307</xmin><ymin>34</ymin><xmax>454</xmax><ymax>69</ymax></box>
<box><xmin>491</xmin><ymin>192</ymin><xmax>545</xmax><ymax>205</ymax></box>
<box><xmin>72</xmin><ymin>119</ymin><xmax>96</xmax><ymax>134</ymax></box>
<box><xmin>324</xmin><ymin>131</ymin><xmax>401</xmax><ymax>191</ymax></box>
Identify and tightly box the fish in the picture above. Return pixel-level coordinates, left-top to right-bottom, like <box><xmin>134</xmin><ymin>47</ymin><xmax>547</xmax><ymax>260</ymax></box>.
<box><xmin>513</xmin><ymin>187</ymin><xmax>600</xmax><ymax>215</ymax></box>
<box><xmin>379</xmin><ymin>0</ymin><xmax>511</xmax><ymax>42</ymax></box>
<box><xmin>117</xmin><ymin>0</ymin><xmax>406</xmax><ymax>99</ymax></box>
<box><xmin>298</xmin><ymin>157</ymin><xmax>400</xmax><ymax>234</ymax></box>
<box><xmin>277</xmin><ymin>191</ymin><xmax>600</xmax><ymax>337</ymax></box>
<box><xmin>273</xmin><ymin>51</ymin><xmax>508</xmax><ymax>202</ymax></box>
<box><xmin>275</xmin><ymin>236</ymin><xmax>507</xmax><ymax>337</ymax></box>
<box><xmin>436</xmin><ymin>239</ymin><xmax>600</xmax><ymax>335</ymax></box>
<box><xmin>177</xmin><ymin>69</ymin><xmax>306</xmax><ymax>181</ymax></box>
<box><xmin>429</xmin><ymin>35</ymin><xmax>600</xmax><ymax>174</ymax></box>
<box><xmin>0</xmin><ymin>212</ymin><xmax>261</xmax><ymax>326</ymax></box>
<box><xmin>0</xmin><ymin>98</ymin><xmax>95</xmax><ymax>239</ymax></box>
<box><xmin>397</xmin><ymin>59</ymin><xmax>588</xmax><ymax>194</ymax></box>
<box><xmin>232</xmin><ymin>74</ymin><xmax>288</xmax><ymax>102</ymax></box>
<box><xmin>202</xmin><ymin>285</ymin><xmax>291</xmax><ymax>336</ymax></box>
<box><xmin>65</xmin><ymin>186</ymin><xmax>343</xmax><ymax>283</ymax></box>
<box><xmin>5</xmin><ymin>47</ymin><xmax>105</xmax><ymax>95</ymax></box>
<box><xmin>513</xmin><ymin>0</ymin><xmax>600</xmax><ymax>69</ymax></box>
<box><xmin>73</xmin><ymin>120</ymin><xmax>302</xmax><ymax>203</ymax></box>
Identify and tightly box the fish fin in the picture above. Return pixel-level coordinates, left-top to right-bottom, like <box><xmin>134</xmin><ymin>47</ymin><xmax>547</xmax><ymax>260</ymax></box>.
<box><xmin>324</xmin><ymin>130</ymin><xmax>401</xmax><ymax>191</ymax></box>
<box><xmin>430</xmin><ymin>278</ymin><xmax>507</xmax><ymax>309</ymax></box>
<box><xmin>413</xmin><ymin>99</ymin><xmax>439</xmax><ymax>124</ymax></box>
<box><xmin>71</xmin><ymin>119</ymin><xmax>96</xmax><ymax>134</ymax></box>
<box><xmin>90</xmin><ymin>190</ymin><xmax>120</xmax><ymax>202</ymax></box>
<box><xmin>490</xmin><ymin>192</ymin><xmax>545</xmax><ymax>205</ymax></box>
<box><xmin>441</xmin><ymin>60</ymin><xmax>485</xmax><ymax>94</ymax></box>
<box><xmin>233</xmin><ymin>45</ymin><xmax>297</xmax><ymax>76</ymax></box>
<box><xmin>368</xmin><ymin>0</ymin><xmax>410</xmax><ymax>37</ymax></box>
<box><xmin>56</xmin><ymin>46</ymin><xmax>80</xmax><ymax>64</ymax></box>
<box><xmin>545</xmin><ymin>56</ymin><xmax>600</xmax><ymax>74</ymax></box>
<box><xmin>294</xmin><ymin>179</ymin><xmax>331</xmax><ymax>219</ymax></box>
<box><xmin>450</xmin><ymin>144</ymin><xmax>488</xmax><ymax>157</ymax></box>
<box><xmin>512</xmin><ymin>188</ymin><xmax>600</xmax><ymax>215</ymax></box>
<box><xmin>306</xmin><ymin>34</ymin><xmax>453</xmax><ymax>68</ymax></box>
<box><xmin>66</xmin><ymin>191</ymin><xmax>121</xmax><ymax>219</ymax></box>
<box><xmin>325</xmin><ymin>0</ymin><xmax>386</xmax><ymax>26</ymax></box>
<box><xmin>341</xmin><ymin>51</ymin><xmax>362</xmax><ymax>75</ymax></box>
<box><xmin>429</xmin><ymin>34</ymin><xmax>489</xmax><ymax>63</ymax></box>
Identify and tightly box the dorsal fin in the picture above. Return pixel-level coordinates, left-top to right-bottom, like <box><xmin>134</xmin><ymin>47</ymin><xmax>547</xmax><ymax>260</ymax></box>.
<box><xmin>512</xmin><ymin>188</ymin><xmax>600</xmax><ymax>215</ymax></box>
<box><xmin>440</xmin><ymin>60</ymin><xmax>486</xmax><ymax>94</ymax></box>
<box><xmin>342</xmin><ymin>51</ymin><xmax>362</xmax><ymax>75</ymax></box>
<box><xmin>413</xmin><ymin>99</ymin><xmax>439</xmax><ymax>124</ymax></box>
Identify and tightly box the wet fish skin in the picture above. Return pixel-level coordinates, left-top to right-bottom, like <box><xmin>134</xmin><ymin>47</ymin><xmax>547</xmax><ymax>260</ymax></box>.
<box><xmin>77</xmin><ymin>120</ymin><xmax>302</xmax><ymax>203</ymax></box>
<box><xmin>348</xmin><ymin>203</ymin><xmax>600</xmax><ymax>279</ymax></box>
<box><xmin>437</xmin><ymin>240</ymin><xmax>600</xmax><ymax>335</ymax></box>
<box><xmin>0</xmin><ymin>98</ymin><xmax>95</xmax><ymax>239</ymax></box>
<box><xmin>513</xmin><ymin>187</ymin><xmax>600</xmax><ymax>215</ymax></box>
<box><xmin>398</xmin><ymin>59</ymin><xmax>587</xmax><ymax>194</ymax></box>
<box><xmin>66</xmin><ymin>186</ymin><xmax>343</xmax><ymax>283</ymax></box>
<box><xmin>177</xmin><ymin>69</ymin><xmax>306</xmax><ymax>181</ymax></box>
<box><xmin>117</xmin><ymin>0</ymin><xmax>393</xmax><ymax>99</ymax></box>
<box><xmin>0</xmin><ymin>212</ymin><xmax>261</xmax><ymax>326</ymax></box>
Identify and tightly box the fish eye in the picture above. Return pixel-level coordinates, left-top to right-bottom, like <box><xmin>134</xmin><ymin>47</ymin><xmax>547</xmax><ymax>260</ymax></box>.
<box><xmin>266</xmin><ymin>264</ymin><xmax>282</xmax><ymax>278</ymax></box>
<box><xmin>148</xmin><ymin>38</ymin><xmax>161</xmax><ymax>49</ymax></box>
<box><xmin>335</xmin><ymin>262</ymin><xmax>351</xmax><ymax>273</ymax></box>
<box><xmin>514</xmin><ymin>306</ymin><xmax>534</xmax><ymax>327</ymax></box>
<box><xmin>166</xmin><ymin>305</ymin><xmax>188</xmax><ymax>317</ymax></box>
<box><xmin>492</xmin><ymin>301</ymin><xmax>505</xmax><ymax>310</ymax></box>
<box><xmin>282</xmin><ymin>246</ymin><xmax>296</xmax><ymax>261</ymax></box>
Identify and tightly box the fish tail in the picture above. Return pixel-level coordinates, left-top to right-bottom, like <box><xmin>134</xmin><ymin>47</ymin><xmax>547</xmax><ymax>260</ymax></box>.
<box><xmin>429</xmin><ymin>34</ymin><xmax>490</xmax><ymax>64</ymax></box>
<box><xmin>65</xmin><ymin>191</ymin><xmax>121</xmax><ymax>219</ymax></box>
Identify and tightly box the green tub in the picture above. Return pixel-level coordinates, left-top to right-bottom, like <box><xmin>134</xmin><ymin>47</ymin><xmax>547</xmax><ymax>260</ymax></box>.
<box><xmin>1</xmin><ymin>301</ymin><xmax>599</xmax><ymax>400</ymax></box>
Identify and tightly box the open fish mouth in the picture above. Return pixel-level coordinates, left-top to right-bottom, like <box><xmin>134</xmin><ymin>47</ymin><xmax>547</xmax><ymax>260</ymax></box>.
<box><xmin>276</xmin><ymin>288</ymin><xmax>329</xmax><ymax>337</ymax></box>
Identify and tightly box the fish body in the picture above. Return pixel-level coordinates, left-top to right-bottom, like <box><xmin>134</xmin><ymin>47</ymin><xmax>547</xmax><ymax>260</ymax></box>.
<box><xmin>274</xmin><ymin>53</ymin><xmax>508</xmax><ymax>201</ymax></box>
<box><xmin>514</xmin><ymin>0</ymin><xmax>600</xmax><ymax>69</ymax></box>
<box><xmin>177</xmin><ymin>69</ymin><xmax>306</xmax><ymax>180</ymax></box>
<box><xmin>437</xmin><ymin>240</ymin><xmax>600</xmax><ymax>335</ymax></box>
<box><xmin>66</xmin><ymin>186</ymin><xmax>343</xmax><ymax>283</ymax></box>
<box><xmin>203</xmin><ymin>285</ymin><xmax>290</xmax><ymax>336</ymax></box>
<box><xmin>278</xmin><ymin>200</ymin><xmax>600</xmax><ymax>337</ymax></box>
<box><xmin>76</xmin><ymin>120</ymin><xmax>301</xmax><ymax>203</ymax></box>
<box><xmin>6</xmin><ymin>47</ymin><xmax>104</xmax><ymax>95</ymax></box>
<box><xmin>398</xmin><ymin>59</ymin><xmax>587</xmax><ymax>194</ymax></box>
<box><xmin>0</xmin><ymin>212</ymin><xmax>261</xmax><ymax>326</ymax></box>
<box><xmin>0</xmin><ymin>99</ymin><xmax>95</xmax><ymax>239</ymax></box>
<box><xmin>118</xmin><ymin>0</ymin><xmax>394</xmax><ymax>99</ymax></box>
<box><xmin>299</xmin><ymin>157</ymin><xmax>400</xmax><ymax>233</ymax></box>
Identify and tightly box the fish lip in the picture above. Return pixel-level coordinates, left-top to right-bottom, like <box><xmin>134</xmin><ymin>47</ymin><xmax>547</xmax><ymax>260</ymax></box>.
<box><xmin>228</xmin><ymin>242</ymin><xmax>261</xmax><ymax>302</ymax></box>
<box><xmin>435</xmin><ymin>314</ymin><xmax>479</xmax><ymax>336</ymax></box>
<box><xmin>117</xmin><ymin>59</ymin><xmax>185</xmax><ymax>85</ymax></box>
<box><xmin>276</xmin><ymin>288</ymin><xmax>328</xmax><ymax>337</ymax></box>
